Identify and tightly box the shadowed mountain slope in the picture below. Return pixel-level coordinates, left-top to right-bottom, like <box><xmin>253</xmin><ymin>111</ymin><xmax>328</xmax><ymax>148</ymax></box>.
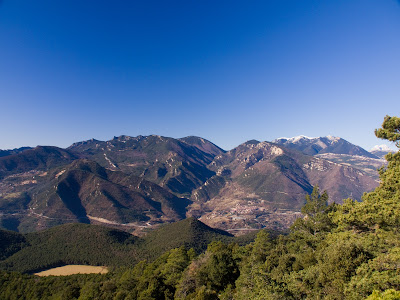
<box><xmin>68</xmin><ymin>135</ymin><xmax>217</xmax><ymax>197</ymax></box>
<box><xmin>0</xmin><ymin>223</ymin><xmax>140</xmax><ymax>273</ymax></box>
<box><xmin>0</xmin><ymin>160</ymin><xmax>191</xmax><ymax>233</ymax></box>
<box><xmin>0</xmin><ymin>219</ymin><xmax>249</xmax><ymax>273</ymax></box>
<box><xmin>0</xmin><ymin>229</ymin><xmax>28</xmax><ymax>261</ymax></box>
<box><xmin>0</xmin><ymin>147</ymin><xmax>33</xmax><ymax>158</ymax></box>
<box><xmin>179</xmin><ymin>136</ymin><xmax>226</xmax><ymax>156</ymax></box>
<box><xmin>0</xmin><ymin>146</ymin><xmax>77</xmax><ymax>179</ymax></box>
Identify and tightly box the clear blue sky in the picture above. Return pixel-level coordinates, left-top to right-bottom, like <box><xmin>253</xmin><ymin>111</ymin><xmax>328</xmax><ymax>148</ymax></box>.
<box><xmin>1</xmin><ymin>0</ymin><xmax>399</xmax><ymax>151</ymax></box>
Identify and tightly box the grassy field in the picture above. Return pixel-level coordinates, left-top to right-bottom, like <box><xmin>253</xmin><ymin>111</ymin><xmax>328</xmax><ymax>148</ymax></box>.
<box><xmin>34</xmin><ymin>265</ymin><xmax>108</xmax><ymax>276</ymax></box>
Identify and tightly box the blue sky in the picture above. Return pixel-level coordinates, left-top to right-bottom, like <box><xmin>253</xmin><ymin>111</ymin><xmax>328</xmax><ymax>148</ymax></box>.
<box><xmin>1</xmin><ymin>0</ymin><xmax>399</xmax><ymax>151</ymax></box>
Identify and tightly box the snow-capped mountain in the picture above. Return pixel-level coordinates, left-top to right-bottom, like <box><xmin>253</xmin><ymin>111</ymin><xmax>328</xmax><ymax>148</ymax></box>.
<box><xmin>272</xmin><ymin>136</ymin><xmax>388</xmax><ymax>179</ymax></box>
<box><xmin>370</xmin><ymin>144</ymin><xmax>395</xmax><ymax>159</ymax></box>
<box><xmin>371</xmin><ymin>145</ymin><xmax>392</xmax><ymax>152</ymax></box>
<box><xmin>273</xmin><ymin>136</ymin><xmax>378</xmax><ymax>159</ymax></box>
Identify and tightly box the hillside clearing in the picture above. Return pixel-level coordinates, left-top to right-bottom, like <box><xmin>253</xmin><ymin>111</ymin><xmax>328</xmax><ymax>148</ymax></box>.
<box><xmin>34</xmin><ymin>265</ymin><xmax>108</xmax><ymax>276</ymax></box>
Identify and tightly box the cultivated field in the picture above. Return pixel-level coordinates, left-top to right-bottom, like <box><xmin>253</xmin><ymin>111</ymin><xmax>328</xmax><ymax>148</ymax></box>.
<box><xmin>34</xmin><ymin>265</ymin><xmax>108</xmax><ymax>276</ymax></box>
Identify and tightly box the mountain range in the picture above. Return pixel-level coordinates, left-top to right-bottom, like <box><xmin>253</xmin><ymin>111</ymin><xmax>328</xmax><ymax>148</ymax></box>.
<box><xmin>273</xmin><ymin>135</ymin><xmax>390</xmax><ymax>180</ymax></box>
<box><xmin>273</xmin><ymin>135</ymin><xmax>378</xmax><ymax>158</ymax></box>
<box><xmin>0</xmin><ymin>134</ymin><xmax>385</xmax><ymax>233</ymax></box>
<box><xmin>0</xmin><ymin>147</ymin><xmax>33</xmax><ymax>158</ymax></box>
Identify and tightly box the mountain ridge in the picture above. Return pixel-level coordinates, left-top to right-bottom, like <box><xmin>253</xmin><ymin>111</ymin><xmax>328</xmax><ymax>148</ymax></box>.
<box><xmin>67</xmin><ymin>135</ymin><xmax>219</xmax><ymax>197</ymax></box>
<box><xmin>273</xmin><ymin>135</ymin><xmax>379</xmax><ymax>158</ymax></box>
<box><xmin>187</xmin><ymin>140</ymin><xmax>377</xmax><ymax>232</ymax></box>
<box><xmin>0</xmin><ymin>147</ymin><xmax>33</xmax><ymax>158</ymax></box>
<box><xmin>0</xmin><ymin>134</ymin><xmax>382</xmax><ymax>234</ymax></box>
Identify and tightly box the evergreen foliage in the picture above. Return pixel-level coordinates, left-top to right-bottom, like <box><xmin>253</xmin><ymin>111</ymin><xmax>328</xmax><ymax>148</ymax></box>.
<box><xmin>138</xmin><ymin>217</ymin><xmax>234</xmax><ymax>260</ymax></box>
<box><xmin>0</xmin><ymin>218</ymin><xmax>248</xmax><ymax>274</ymax></box>
<box><xmin>0</xmin><ymin>228</ymin><xmax>27</xmax><ymax>260</ymax></box>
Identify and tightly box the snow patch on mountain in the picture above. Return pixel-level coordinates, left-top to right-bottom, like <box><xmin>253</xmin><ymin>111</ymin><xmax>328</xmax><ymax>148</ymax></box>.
<box><xmin>273</xmin><ymin>135</ymin><xmax>378</xmax><ymax>159</ymax></box>
<box><xmin>326</xmin><ymin>135</ymin><xmax>340</xmax><ymax>142</ymax></box>
<box><xmin>371</xmin><ymin>145</ymin><xmax>393</xmax><ymax>152</ymax></box>
<box><xmin>274</xmin><ymin>135</ymin><xmax>340</xmax><ymax>144</ymax></box>
<box><xmin>275</xmin><ymin>135</ymin><xmax>315</xmax><ymax>143</ymax></box>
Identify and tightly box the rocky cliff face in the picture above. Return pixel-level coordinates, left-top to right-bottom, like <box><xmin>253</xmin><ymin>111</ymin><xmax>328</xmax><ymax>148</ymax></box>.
<box><xmin>187</xmin><ymin>140</ymin><xmax>378</xmax><ymax>232</ymax></box>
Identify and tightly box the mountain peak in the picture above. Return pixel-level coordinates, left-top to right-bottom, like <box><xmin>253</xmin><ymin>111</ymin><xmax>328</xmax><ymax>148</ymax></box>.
<box><xmin>287</xmin><ymin>135</ymin><xmax>314</xmax><ymax>143</ymax></box>
<box><xmin>69</xmin><ymin>138</ymin><xmax>101</xmax><ymax>148</ymax></box>
<box><xmin>244</xmin><ymin>139</ymin><xmax>260</xmax><ymax>145</ymax></box>
<box><xmin>325</xmin><ymin>135</ymin><xmax>340</xmax><ymax>142</ymax></box>
<box><xmin>370</xmin><ymin>144</ymin><xmax>395</xmax><ymax>159</ymax></box>
<box><xmin>113</xmin><ymin>135</ymin><xmax>132</xmax><ymax>141</ymax></box>
<box><xmin>370</xmin><ymin>144</ymin><xmax>393</xmax><ymax>152</ymax></box>
<box><xmin>180</xmin><ymin>136</ymin><xmax>225</xmax><ymax>156</ymax></box>
<box><xmin>275</xmin><ymin>135</ymin><xmax>341</xmax><ymax>144</ymax></box>
<box><xmin>273</xmin><ymin>136</ymin><xmax>377</xmax><ymax>158</ymax></box>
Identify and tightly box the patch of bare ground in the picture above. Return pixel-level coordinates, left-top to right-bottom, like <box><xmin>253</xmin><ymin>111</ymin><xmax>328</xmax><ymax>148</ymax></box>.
<box><xmin>189</xmin><ymin>181</ymin><xmax>302</xmax><ymax>233</ymax></box>
<box><xmin>34</xmin><ymin>265</ymin><xmax>108</xmax><ymax>276</ymax></box>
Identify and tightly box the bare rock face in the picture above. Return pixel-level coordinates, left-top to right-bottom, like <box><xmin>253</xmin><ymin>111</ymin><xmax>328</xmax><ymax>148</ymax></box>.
<box><xmin>187</xmin><ymin>140</ymin><xmax>378</xmax><ymax>233</ymax></box>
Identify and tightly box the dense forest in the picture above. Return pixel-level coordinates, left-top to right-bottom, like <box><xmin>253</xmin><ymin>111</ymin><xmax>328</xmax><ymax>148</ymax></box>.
<box><xmin>1</xmin><ymin>115</ymin><xmax>400</xmax><ymax>299</ymax></box>
<box><xmin>0</xmin><ymin>217</ymin><xmax>259</xmax><ymax>274</ymax></box>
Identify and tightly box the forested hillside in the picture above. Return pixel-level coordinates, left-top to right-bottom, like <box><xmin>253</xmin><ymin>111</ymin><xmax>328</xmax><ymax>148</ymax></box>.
<box><xmin>0</xmin><ymin>115</ymin><xmax>399</xmax><ymax>299</ymax></box>
<box><xmin>0</xmin><ymin>218</ymin><xmax>253</xmax><ymax>274</ymax></box>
